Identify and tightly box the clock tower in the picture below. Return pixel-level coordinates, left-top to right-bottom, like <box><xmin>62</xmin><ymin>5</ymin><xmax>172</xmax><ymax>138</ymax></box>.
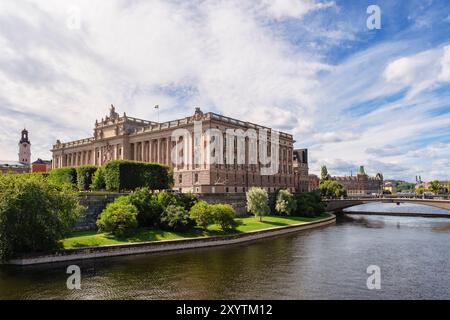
<box><xmin>18</xmin><ymin>128</ymin><xmax>31</xmax><ymax>165</ymax></box>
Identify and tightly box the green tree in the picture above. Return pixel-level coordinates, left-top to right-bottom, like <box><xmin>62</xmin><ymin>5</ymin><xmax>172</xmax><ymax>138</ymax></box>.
<box><xmin>319</xmin><ymin>180</ymin><xmax>347</xmax><ymax>199</ymax></box>
<box><xmin>447</xmin><ymin>181</ymin><xmax>450</xmax><ymax>194</ymax></box>
<box><xmin>160</xmin><ymin>205</ymin><xmax>195</xmax><ymax>231</ymax></box>
<box><xmin>320</xmin><ymin>165</ymin><xmax>331</xmax><ymax>181</ymax></box>
<box><xmin>128</xmin><ymin>188</ymin><xmax>163</xmax><ymax>227</ymax></box>
<box><xmin>96</xmin><ymin>196</ymin><xmax>138</xmax><ymax>237</ymax></box>
<box><xmin>428</xmin><ymin>180</ymin><xmax>443</xmax><ymax>195</ymax></box>
<box><xmin>246</xmin><ymin>187</ymin><xmax>270</xmax><ymax>222</ymax></box>
<box><xmin>189</xmin><ymin>201</ymin><xmax>214</xmax><ymax>229</ymax></box>
<box><xmin>0</xmin><ymin>174</ymin><xmax>82</xmax><ymax>260</ymax></box>
<box><xmin>210</xmin><ymin>204</ymin><xmax>237</xmax><ymax>231</ymax></box>
<box><xmin>416</xmin><ymin>187</ymin><xmax>427</xmax><ymax>195</ymax></box>
<box><xmin>275</xmin><ymin>189</ymin><xmax>297</xmax><ymax>215</ymax></box>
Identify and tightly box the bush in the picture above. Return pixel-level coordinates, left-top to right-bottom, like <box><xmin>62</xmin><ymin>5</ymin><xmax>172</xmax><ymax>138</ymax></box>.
<box><xmin>176</xmin><ymin>192</ymin><xmax>199</xmax><ymax>211</ymax></box>
<box><xmin>0</xmin><ymin>174</ymin><xmax>82</xmax><ymax>260</ymax></box>
<box><xmin>91</xmin><ymin>166</ymin><xmax>106</xmax><ymax>191</ymax></box>
<box><xmin>189</xmin><ymin>201</ymin><xmax>213</xmax><ymax>229</ymax></box>
<box><xmin>128</xmin><ymin>187</ymin><xmax>163</xmax><ymax>227</ymax></box>
<box><xmin>160</xmin><ymin>205</ymin><xmax>195</xmax><ymax>232</ymax></box>
<box><xmin>157</xmin><ymin>190</ymin><xmax>178</xmax><ymax>208</ymax></box>
<box><xmin>294</xmin><ymin>191</ymin><xmax>325</xmax><ymax>217</ymax></box>
<box><xmin>211</xmin><ymin>204</ymin><xmax>237</xmax><ymax>231</ymax></box>
<box><xmin>48</xmin><ymin>167</ymin><xmax>77</xmax><ymax>186</ymax></box>
<box><xmin>76</xmin><ymin>166</ymin><xmax>98</xmax><ymax>191</ymax></box>
<box><xmin>104</xmin><ymin>160</ymin><xmax>173</xmax><ymax>192</ymax></box>
<box><xmin>275</xmin><ymin>189</ymin><xmax>297</xmax><ymax>215</ymax></box>
<box><xmin>246</xmin><ymin>187</ymin><xmax>270</xmax><ymax>222</ymax></box>
<box><xmin>96</xmin><ymin>196</ymin><xmax>138</xmax><ymax>237</ymax></box>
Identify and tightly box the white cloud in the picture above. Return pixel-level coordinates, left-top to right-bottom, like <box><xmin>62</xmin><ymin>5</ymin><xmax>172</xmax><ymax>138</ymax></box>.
<box><xmin>261</xmin><ymin>0</ymin><xmax>335</xmax><ymax>20</ymax></box>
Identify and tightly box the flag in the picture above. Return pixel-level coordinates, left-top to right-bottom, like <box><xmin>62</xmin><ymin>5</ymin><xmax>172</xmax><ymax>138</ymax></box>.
<box><xmin>154</xmin><ymin>105</ymin><xmax>159</xmax><ymax>109</ymax></box>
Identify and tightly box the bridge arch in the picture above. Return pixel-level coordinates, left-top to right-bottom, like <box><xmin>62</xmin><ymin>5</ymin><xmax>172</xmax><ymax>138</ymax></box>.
<box><xmin>326</xmin><ymin>198</ymin><xmax>450</xmax><ymax>213</ymax></box>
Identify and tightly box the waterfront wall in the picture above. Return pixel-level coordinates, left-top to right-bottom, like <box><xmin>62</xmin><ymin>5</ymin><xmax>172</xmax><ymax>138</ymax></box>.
<box><xmin>6</xmin><ymin>214</ymin><xmax>336</xmax><ymax>266</ymax></box>
<box><xmin>76</xmin><ymin>193</ymin><xmax>124</xmax><ymax>230</ymax></box>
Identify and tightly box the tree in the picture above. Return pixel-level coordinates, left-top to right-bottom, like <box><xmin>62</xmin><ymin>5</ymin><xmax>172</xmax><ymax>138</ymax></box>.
<box><xmin>189</xmin><ymin>201</ymin><xmax>214</xmax><ymax>229</ymax></box>
<box><xmin>96</xmin><ymin>197</ymin><xmax>138</xmax><ymax>237</ymax></box>
<box><xmin>246</xmin><ymin>187</ymin><xmax>270</xmax><ymax>222</ymax></box>
<box><xmin>160</xmin><ymin>205</ymin><xmax>195</xmax><ymax>231</ymax></box>
<box><xmin>428</xmin><ymin>180</ymin><xmax>443</xmax><ymax>195</ymax></box>
<box><xmin>447</xmin><ymin>181</ymin><xmax>450</xmax><ymax>194</ymax></box>
<box><xmin>275</xmin><ymin>189</ymin><xmax>297</xmax><ymax>215</ymax></box>
<box><xmin>210</xmin><ymin>204</ymin><xmax>237</xmax><ymax>231</ymax></box>
<box><xmin>128</xmin><ymin>188</ymin><xmax>163</xmax><ymax>227</ymax></box>
<box><xmin>0</xmin><ymin>174</ymin><xmax>82</xmax><ymax>260</ymax></box>
<box><xmin>416</xmin><ymin>187</ymin><xmax>427</xmax><ymax>195</ymax></box>
<box><xmin>320</xmin><ymin>165</ymin><xmax>331</xmax><ymax>181</ymax></box>
<box><xmin>319</xmin><ymin>180</ymin><xmax>347</xmax><ymax>199</ymax></box>
<box><xmin>90</xmin><ymin>166</ymin><xmax>106</xmax><ymax>191</ymax></box>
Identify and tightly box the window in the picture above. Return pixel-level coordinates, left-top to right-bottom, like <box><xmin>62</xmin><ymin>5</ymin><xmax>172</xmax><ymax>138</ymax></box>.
<box><xmin>226</xmin><ymin>187</ymin><xmax>229</xmax><ymax>193</ymax></box>
<box><xmin>194</xmin><ymin>173</ymin><xmax>199</xmax><ymax>183</ymax></box>
<box><xmin>178</xmin><ymin>174</ymin><xmax>182</xmax><ymax>184</ymax></box>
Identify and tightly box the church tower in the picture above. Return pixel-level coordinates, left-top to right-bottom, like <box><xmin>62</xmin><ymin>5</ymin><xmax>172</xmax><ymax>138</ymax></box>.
<box><xmin>18</xmin><ymin>129</ymin><xmax>31</xmax><ymax>165</ymax></box>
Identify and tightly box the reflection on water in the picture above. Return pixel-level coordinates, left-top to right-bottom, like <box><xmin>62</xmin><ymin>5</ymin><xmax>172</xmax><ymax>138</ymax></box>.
<box><xmin>1</xmin><ymin>206</ymin><xmax>450</xmax><ymax>299</ymax></box>
<box><xmin>344</xmin><ymin>202</ymin><xmax>450</xmax><ymax>214</ymax></box>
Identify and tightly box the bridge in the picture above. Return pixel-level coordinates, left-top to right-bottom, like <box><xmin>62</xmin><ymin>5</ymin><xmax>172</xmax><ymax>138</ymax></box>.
<box><xmin>326</xmin><ymin>198</ymin><xmax>450</xmax><ymax>213</ymax></box>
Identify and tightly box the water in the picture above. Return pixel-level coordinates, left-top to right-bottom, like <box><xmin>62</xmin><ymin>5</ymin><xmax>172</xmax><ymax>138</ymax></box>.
<box><xmin>1</xmin><ymin>203</ymin><xmax>450</xmax><ymax>299</ymax></box>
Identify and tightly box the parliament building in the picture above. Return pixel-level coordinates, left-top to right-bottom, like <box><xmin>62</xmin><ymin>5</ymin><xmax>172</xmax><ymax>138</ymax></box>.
<box><xmin>51</xmin><ymin>106</ymin><xmax>310</xmax><ymax>193</ymax></box>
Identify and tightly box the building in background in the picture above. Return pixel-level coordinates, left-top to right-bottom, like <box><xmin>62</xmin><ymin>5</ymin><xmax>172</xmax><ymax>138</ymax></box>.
<box><xmin>52</xmin><ymin>106</ymin><xmax>308</xmax><ymax>194</ymax></box>
<box><xmin>383</xmin><ymin>181</ymin><xmax>397</xmax><ymax>194</ymax></box>
<box><xmin>334</xmin><ymin>166</ymin><xmax>383</xmax><ymax>196</ymax></box>
<box><xmin>32</xmin><ymin>158</ymin><xmax>52</xmax><ymax>173</ymax></box>
<box><xmin>308</xmin><ymin>174</ymin><xmax>320</xmax><ymax>191</ymax></box>
<box><xmin>293</xmin><ymin>148</ymin><xmax>309</xmax><ymax>192</ymax></box>
<box><xmin>0</xmin><ymin>129</ymin><xmax>32</xmax><ymax>174</ymax></box>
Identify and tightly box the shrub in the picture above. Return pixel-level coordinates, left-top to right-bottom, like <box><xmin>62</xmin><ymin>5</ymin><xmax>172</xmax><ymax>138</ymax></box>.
<box><xmin>189</xmin><ymin>201</ymin><xmax>213</xmax><ymax>229</ymax></box>
<box><xmin>48</xmin><ymin>167</ymin><xmax>77</xmax><ymax>186</ymax></box>
<box><xmin>91</xmin><ymin>166</ymin><xmax>106</xmax><ymax>191</ymax></box>
<box><xmin>0</xmin><ymin>174</ymin><xmax>82</xmax><ymax>260</ymax></box>
<box><xmin>275</xmin><ymin>189</ymin><xmax>297</xmax><ymax>215</ymax></box>
<box><xmin>246</xmin><ymin>187</ymin><xmax>270</xmax><ymax>222</ymax></box>
<box><xmin>294</xmin><ymin>190</ymin><xmax>325</xmax><ymax>217</ymax></box>
<box><xmin>104</xmin><ymin>160</ymin><xmax>172</xmax><ymax>192</ymax></box>
<box><xmin>176</xmin><ymin>192</ymin><xmax>199</xmax><ymax>211</ymax></box>
<box><xmin>211</xmin><ymin>204</ymin><xmax>237</xmax><ymax>231</ymax></box>
<box><xmin>128</xmin><ymin>187</ymin><xmax>163</xmax><ymax>227</ymax></box>
<box><xmin>160</xmin><ymin>205</ymin><xmax>195</xmax><ymax>232</ymax></box>
<box><xmin>96</xmin><ymin>196</ymin><xmax>138</xmax><ymax>237</ymax></box>
<box><xmin>157</xmin><ymin>190</ymin><xmax>178</xmax><ymax>208</ymax></box>
<box><xmin>77</xmin><ymin>166</ymin><xmax>98</xmax><ymax>191</ymax></box>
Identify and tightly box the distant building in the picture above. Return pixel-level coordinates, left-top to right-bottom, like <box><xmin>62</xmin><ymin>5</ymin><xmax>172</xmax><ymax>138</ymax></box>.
<box><xmin>384</xmin><ymin>181</ymin><xmax>397</xmax><ymax>194</ymax></box>
<box><xmin>0</xmin><ymin>129</ymin><xmax>32</xmax><ymax>174</ymax></box>
<box><xmin>32</xmin><ymin>158</ymin><xmax>52</xmax><ymax>173</ymax></box>
<box><xmin>293</xmin><ymin>149</ymin><xmax>309</xmax><ymax>192</ymax></box>
<box><xmin>308</xmin><ymin>174</ymin><xmax>320</xmax><ymax>191</ymax></box>
<box><xmin>334</xmin><ymin>166</ymin><xmax>383</xmax><ymax>196</ymax></box>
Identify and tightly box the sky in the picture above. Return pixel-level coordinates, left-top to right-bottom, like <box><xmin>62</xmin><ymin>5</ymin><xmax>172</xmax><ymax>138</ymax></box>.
<box><xmin>0</xmin><ymin>0</ymin><xmax>449</xmax><ymax>182</ymax></box>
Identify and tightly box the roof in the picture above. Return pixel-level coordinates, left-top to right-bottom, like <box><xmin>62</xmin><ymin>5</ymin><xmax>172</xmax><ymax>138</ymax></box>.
<box><xmin>0</xmin><ymin>160</ymin><xmax>29</xmax><ymax>168</ymax></box>
<box><xmin>32</xmin><ymin>158</ymin><xmax>52</xmax><ymax>165</ymax></box>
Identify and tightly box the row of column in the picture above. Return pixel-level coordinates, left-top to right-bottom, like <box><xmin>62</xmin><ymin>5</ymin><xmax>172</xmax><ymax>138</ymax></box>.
<box><xmin>132</xmin><ymin>138</ymin><xmax>172</xmax><ymax>166</ymax></box>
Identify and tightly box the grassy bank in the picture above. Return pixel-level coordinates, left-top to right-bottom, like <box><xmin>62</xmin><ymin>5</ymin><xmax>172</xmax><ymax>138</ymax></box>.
<box><xmin>62</xmin><ymin>213</ymin><xmax>331</xmax><ymax>249</ymax></box>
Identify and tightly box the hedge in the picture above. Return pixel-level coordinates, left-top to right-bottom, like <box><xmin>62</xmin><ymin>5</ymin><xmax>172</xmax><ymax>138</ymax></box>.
<box><xmin>104</xmin><ymin>160</ymin><xmax>173</xmax><ymax>192</ymax></box>
<box><xmin>48</xmin><ymin>167</ymin><xmax>77</xmax><ymax>186</ymax></box>
<box><xmin>76</xmin><ymin>166</ymin><xmax>98</xmax><ymax>191</ymax></box>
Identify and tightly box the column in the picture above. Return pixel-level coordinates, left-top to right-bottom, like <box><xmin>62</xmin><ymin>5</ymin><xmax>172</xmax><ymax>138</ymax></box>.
<box><xmin>157</xmin><ymin>139</ymin><xmax>161</xmax><ymax>163</ymax></box>
<box><xmin>141</xmin><ymin>141</ymin><xmax>145</xmax><ymax>162</ymax></box>
<box><xmin>166</xmin><ymin>137</ymin><xmax>171</xmax><ymax>166</ymax></box>
<box><xmin>133</xmin><ymin>143</ymin><xmax>137</xmax><ymax>161</ymax></box>
<box><xmin>149</xmin><ymin>140</ymin><xmax>153</xmax><ymax>162</ymax></box>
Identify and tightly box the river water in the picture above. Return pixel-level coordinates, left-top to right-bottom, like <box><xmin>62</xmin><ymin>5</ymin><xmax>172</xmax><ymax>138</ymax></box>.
<box><xmin>0</xmin><ymin>203</ymin><xmax>449</xmax><ymax>300</ymax></box>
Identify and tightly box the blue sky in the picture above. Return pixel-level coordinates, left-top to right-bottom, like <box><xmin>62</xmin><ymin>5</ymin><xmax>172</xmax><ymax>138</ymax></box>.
<box><xmin>0</xmin><ymin>0</ymin><xmax>449</xmax><ymax>181</ymax></box>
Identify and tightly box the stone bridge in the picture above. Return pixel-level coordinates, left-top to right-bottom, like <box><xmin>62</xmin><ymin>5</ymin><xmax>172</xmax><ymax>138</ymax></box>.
<box><xmin>326</xmin><ymin>198</ymin><xmax>450</xmax><ymax>212</ymax></box>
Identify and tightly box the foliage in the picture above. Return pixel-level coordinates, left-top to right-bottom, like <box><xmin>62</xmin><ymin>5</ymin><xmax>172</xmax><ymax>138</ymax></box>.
<box><xmin>0</xmin><ymin>174</ymin><xmax>82</xmax><ymax>260</ymax></box>
<box><xmin>128</xmin><ymin>187</ymin><xmax>163</xmax><ymax>227</ymax></box>
<box><xmin>294</xmin><ymin>190</ymin><xmax>326</xmax><ymax>217</ymax></box>
<box><xmin>246</xmin><ymin>187</ymin><xmax>270</xmax><ymax>222</ymax></box>
<box><xmin>96</xmin><ymin>196</ymin><xmax>138</xmax><ymax>237</ymax></box>
<box><xmin>275</xmin><ymin>189</ymin><xmax>297</xmax><ymax>215</ymax></box>
<box><xmin>416</xmin><ymin>187</ymin><xmax>427</xmax><ymax>195</ymax></box>
<box><xmin>48</xmin><ymin>167</ymin><xmax>77</xmax><ymax>186</ymax></box>
<box><xmin>104</xmin><ymin>160</ymin><xmax>173</xmax><ymax>192</ymax></box>
<box><xmin>157</xmin><ymin>190</ymin><xmax>178</xmax><ymax>208</ymax></box>
<box><xmin>176</xmin><ymin>192</ymin><xmax>199</xmax><ymax>211</ymax></box>
<box><xmin>319</xmin><ymin>180</ymin><xmax>347</xmax><ymax>199</ymax></box>
<box><xmin>395</xmin><ymin>181</ymin><xmax>416</xmax><ymax>193</ymax></box>
<box><xmin>189</xmin><ymin>201</ymin><xmax>214</xmax><ymax>229</ymax></box>
<box><xmin>90</xmin><ymin>166</ymin><xmax>106</xmax><ymax>191</ymax></box>
<box><xmin>76</xmin><ymin>166</ymin><xmax>98</xmax><ymax>191</ymax></box>
<box><xmin>320</xmin><ymin>165</ymin><xmax>331</xmax><ymax>181</ymax></box>
<box><xmin>210</xmin><ymin>204</ymin><xmax>238</xmax><ymax>231</ymax></box>
<box><xmin>159</xmin><ymin>204</ymin><xmax>195</xmax><ymax>232</ymax></box>
<box><xmin>428</xmin><ymin>180</ymin><xmax>443</xmax><ymax>195</ymax></box>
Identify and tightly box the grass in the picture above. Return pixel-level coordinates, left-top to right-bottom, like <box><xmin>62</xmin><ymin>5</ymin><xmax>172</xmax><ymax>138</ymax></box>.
<box><xmin>61</xmin><ymin>213</ymin><xmax>331</xmax><ymax>249</ymax></box>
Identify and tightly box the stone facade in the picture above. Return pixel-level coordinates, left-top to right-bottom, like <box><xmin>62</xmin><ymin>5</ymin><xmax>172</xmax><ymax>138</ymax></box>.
<box><xmin>52</xmin><ymin>106</ymin><xmax>309</xmax><ymax>194</ymax></box>
<box><xmin>76</xmin><ymin>193</ymin><xmax>123</xmax><ymax>230</ymax></box>
<box><xmin>334</xmin><ymin>166</ymin><xmax>383</xmax><ymax>196</ymax></box>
